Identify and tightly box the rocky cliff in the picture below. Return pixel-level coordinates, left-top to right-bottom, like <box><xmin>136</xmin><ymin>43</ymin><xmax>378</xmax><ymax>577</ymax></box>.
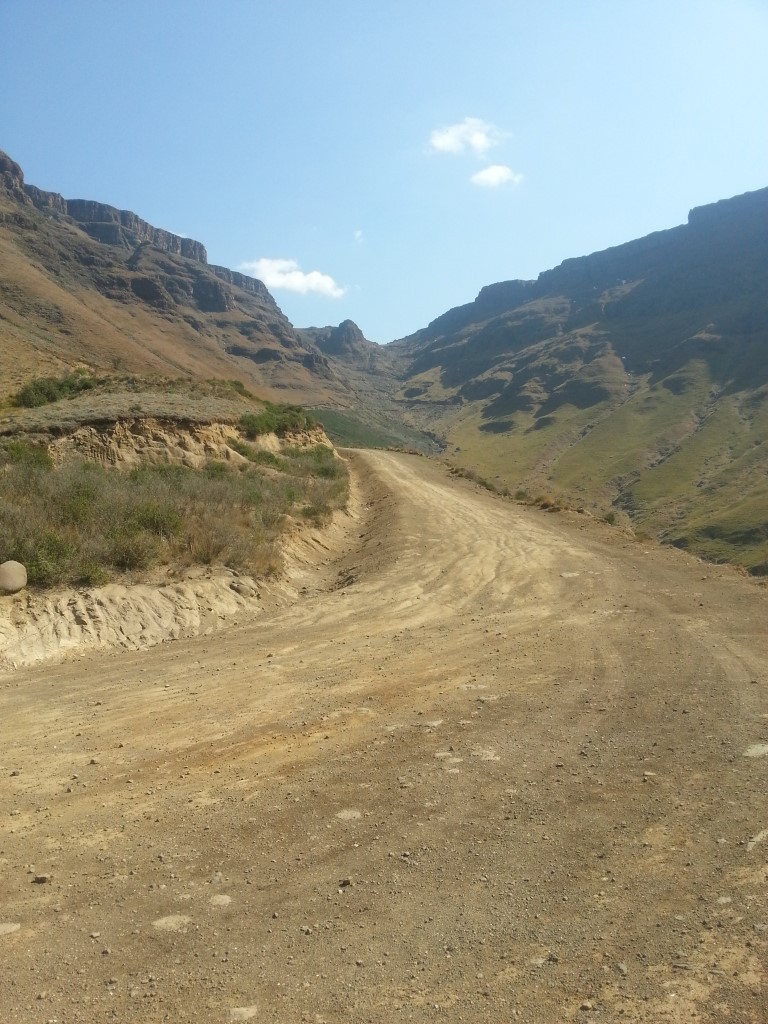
<box><xmin>1</xmin><ymin>148</ymin><xmax>208</xmax><ymax>262</ymax></box>
<box><xmin>0</xmin><ymin>149</ymin><xmax>347</xmax><ymax>404</ymax></box>
<box><xmin>298</xmin><ymin>319</ymin><xmax>384</xmax><ymax>370</ymax></box>
<box><xmin>24</xmin><ymin>186</ymin><xmax>208</xmax><ymax>262</ymax></box>
<box><xmin>403</xmin><ymin>185</ymin><xmax>768</xmax><ymax>355</ymax></box>
<box><xmin>209</xmin><ymin>266</ymin><xmax>276</xmax><ymax>304</ymax></box>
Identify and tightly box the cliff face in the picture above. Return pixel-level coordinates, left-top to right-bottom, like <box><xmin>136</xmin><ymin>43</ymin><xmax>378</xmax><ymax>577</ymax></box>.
<box><xmin>24</xmin><ymin>187</ymin><xmax>208</xmax><ymax>262</ymax></box>
<box><xmin>297</xmin><ymin>319</ymin><xmax>384</xmax><ymax>371</ymax></box>
<box><xmin>209</xmin><ymin>266</ymin><xmax>276</xmax><ymax>304</ymax></box>
<box><xmin>0</xmin><ymin>151</ymin><xmax>30</xmax><ymax>205</ymax></box>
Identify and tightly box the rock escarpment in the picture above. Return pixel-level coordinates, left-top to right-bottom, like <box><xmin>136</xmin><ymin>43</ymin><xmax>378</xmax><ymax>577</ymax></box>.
<box><xmin>23</xmin><ymin>181</ymin><xmax>208</xmax><ymax>262</ymax></box>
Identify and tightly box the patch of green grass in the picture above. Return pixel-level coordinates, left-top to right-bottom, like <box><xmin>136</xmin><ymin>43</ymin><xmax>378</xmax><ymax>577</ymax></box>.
<box><xmin>13</xmin><ymin>369</ymin><xmax>95</xmax><ymax>408</ymax></box>
<box><xmin>240</xmin><ymin>403</ymin><xmax>316</xmax><ymax>439</ymax></box>
<box><xmin>309</xmin><ymin>408</ymin><xmax>433</xmax><ymax>451</ymax></box>
<box><xmin>229</xmin><ymin>439</ymin><xmax>286</xmax><ymax>469</ymax></box>
<box><xmin>3</xmin><ymin>438</ymin><xmax>53</xmax><ymax>469</ymax></box>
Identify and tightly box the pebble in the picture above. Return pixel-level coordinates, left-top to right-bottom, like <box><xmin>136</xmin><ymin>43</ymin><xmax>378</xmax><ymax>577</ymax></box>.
<box><xmin>32</xmin><ymin>874</ymin><xmax>52</xmax><ymax>885</ymax></box>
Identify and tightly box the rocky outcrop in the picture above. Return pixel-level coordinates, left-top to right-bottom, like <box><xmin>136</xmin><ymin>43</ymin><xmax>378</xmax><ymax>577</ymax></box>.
<box><xmin>210</xmin><ymin>266</ymin><xmax>275</xmax><ymax>304</ymax></box>
<box><xmin>316</xmin><ymin>320</ymin><xmax>367</xmax><ymax>357</ymax></box>
<box><xmin>59</xmin><ymin>199</ymin><xmax>208</xmax><ymax>261</ymax></box>
<box><xmin>47</xmin><ymin>418</ymin><xmax>244</xmax><ymax>469</ymax></box>
<box><xmin>298</xmin><ymin>320</ymin><xmax>380</xmax><ymax>370</ymax></box>
<box><xmin>22</xmin><ymin>183</ymin><xmax>67</xmax><ymax>214</ymax></box>
<box><xmin>45</xmin><ymin>417</ymin><xmax>335</xmax><ymax>470</ymax></box>
<box><xmin>0</xmin><ymin>150</ymin><xmax>31</xmax><ymax>205</ymax></box>
<box><xmin>0</xmin><ymin>147</ymin><xmax>208</xmax><ymax>263</ymax></box>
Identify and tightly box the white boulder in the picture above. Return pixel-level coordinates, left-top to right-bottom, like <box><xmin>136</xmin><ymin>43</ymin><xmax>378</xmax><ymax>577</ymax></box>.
<box><xmin>0</xmin><ymin>561</ymin><xmax>27</xmax><ymax>594</ymax></box>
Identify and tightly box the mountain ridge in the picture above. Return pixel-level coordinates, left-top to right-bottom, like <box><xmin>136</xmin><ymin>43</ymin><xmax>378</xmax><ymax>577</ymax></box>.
<box><xmin>387</xmin><ymin>184</ymin><xmax>768</xmax><ymax>572</ymax></box>
<box><xmin>0</xmin><ymin>148</ymin><xmax>343</xmax><ymax>403</ymax></box>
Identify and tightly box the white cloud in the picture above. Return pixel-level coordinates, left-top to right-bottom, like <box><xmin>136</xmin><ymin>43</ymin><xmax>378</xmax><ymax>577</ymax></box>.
<box><xmin>428</xmin><ymin>117</ymin><xmax>503</xmax><ymax>156</ymax></box>
<box><xmin>353</xmin><ymin>229</ymin><xmax>363</xmax><ymax>243</ymax></box>
<box><xmin>470</xmin><ymin>164</ymin><xmax>523</xmax><ymax>188</ymax></box>
<box><xmin>238</xmin><ymin>258</ymin><xmax>345</xmax><ymax>298</ymax></box>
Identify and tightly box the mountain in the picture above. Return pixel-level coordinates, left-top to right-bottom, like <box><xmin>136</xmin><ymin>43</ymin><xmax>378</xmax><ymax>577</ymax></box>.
<box><xmin>0</xmin><ymin>149</ymin><xmax>340</xmax><ymax>404</ymax></box>
<box><xmin>388</xmin><ymin>187</ymin><xmax>768</xmax><ymax>573</ymax></box>
<box><xmin>4</xmin><ymin>146</ymin><xmax>767</xmax><ymax>570</ymax></box>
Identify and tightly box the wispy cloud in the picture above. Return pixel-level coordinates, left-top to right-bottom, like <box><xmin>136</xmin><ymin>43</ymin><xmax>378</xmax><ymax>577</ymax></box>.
<box><xmin>238</xmin><ymin>258</ymin><xmax>345</xmax><ymax>298</ymax></box>
<box><xmin>470</xmin><ymin>164</ymin><xmax>523</xmax><ymax>188</ymax></box>
<box><xmin>427</xmin><ymin>117</ymin><xmax>503</xmax><ymax>156</ymax></box>
<box><xmin>353</xmin><ymin>229</ymin><xmax>364</xmax><ymax>243</ymax></box>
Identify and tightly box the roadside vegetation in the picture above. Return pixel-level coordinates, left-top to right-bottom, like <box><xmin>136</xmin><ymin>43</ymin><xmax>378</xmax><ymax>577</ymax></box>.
<box><xmin>0</xmin><ymin>432</ymin><xmax>347</xmax><ymax>589</ymax></box>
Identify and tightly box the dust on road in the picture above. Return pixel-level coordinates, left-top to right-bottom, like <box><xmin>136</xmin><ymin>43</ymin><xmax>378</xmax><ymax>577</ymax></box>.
<box><xmin>1</xmin><ymin>450</ymin><xmax>766</xmax><ymax>1022</ymax></box>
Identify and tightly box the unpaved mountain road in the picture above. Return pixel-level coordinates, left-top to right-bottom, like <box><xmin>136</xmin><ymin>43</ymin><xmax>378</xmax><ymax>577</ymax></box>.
<box><xmin>1</xmin><ymin>450</ymin><xmax>766</xmax><ymax>1023</ymax></box>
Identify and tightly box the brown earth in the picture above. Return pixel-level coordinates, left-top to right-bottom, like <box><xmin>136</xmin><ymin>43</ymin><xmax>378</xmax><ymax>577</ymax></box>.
<box><xmin>0</xmin><ymin>451</ymin><xmax>766</xmax><ymax>1023</ymax></box>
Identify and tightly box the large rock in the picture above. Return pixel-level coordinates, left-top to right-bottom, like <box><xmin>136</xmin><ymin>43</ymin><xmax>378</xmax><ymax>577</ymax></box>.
<box><xmin>0</xmin><ymin>561</ymin><xmax>27</xmax><ymax>594</ymax></box>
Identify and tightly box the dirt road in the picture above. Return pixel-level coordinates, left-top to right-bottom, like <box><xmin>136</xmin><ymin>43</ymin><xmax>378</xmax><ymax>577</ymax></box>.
<box><xmin>1</xmin><ymin>450</ymin><xmax>766</xmax><ymax>1023</ymax></box>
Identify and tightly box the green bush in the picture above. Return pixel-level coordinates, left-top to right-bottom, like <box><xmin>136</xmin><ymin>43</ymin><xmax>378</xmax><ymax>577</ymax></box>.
<box><xmin>13</xmin><ymin>370</ymin><xmax>95</xmax><ymax>408</ymax></box>
<box><xmin>240</xmin><ymin>403</ymin><xmax>316</xmax><ymax>439</ymax></box>
<box><xmin>130</xmin><ymin>501</ymin><xmax>183</xmax><ymax>539</ymax></box>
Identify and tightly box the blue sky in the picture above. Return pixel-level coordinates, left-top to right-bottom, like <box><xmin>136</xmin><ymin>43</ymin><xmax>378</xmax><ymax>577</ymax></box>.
<box><xmin>2</xmin><ymin>0</ymin><xmax>768</xmax><ymax>342</ymax></box>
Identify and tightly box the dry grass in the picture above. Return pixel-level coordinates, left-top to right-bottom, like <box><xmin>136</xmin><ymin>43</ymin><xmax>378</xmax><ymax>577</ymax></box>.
<box><xmin>0</xmin><ymin>437</ymin><xmax>348</xmax><ymax>588</ymax></box>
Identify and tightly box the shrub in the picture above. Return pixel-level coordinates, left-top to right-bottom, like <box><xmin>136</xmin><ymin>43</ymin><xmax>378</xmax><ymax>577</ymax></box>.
<box><xmin>13</xmin><ymin>370</ymin><xmax>95</xmax><ymax>408</ymax></box>
<box><xmin>130</xmin><ymin>501</ymin><xmax>183</xmax><ymax>540</ymax></box>
<box><xmin>239</xmin><ymin>403</ymin><xmax>316</xmax><ymax>439</ymax></box>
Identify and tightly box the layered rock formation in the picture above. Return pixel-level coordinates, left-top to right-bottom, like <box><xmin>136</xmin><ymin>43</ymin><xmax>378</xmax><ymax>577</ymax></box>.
<box><xmin>25</xmin><ymin>188</ymin><xmax>208</xmax><ymax>261</ymax></box>
<box><xmin>0</xmin><ymin>149</ymin><xmax>346</xmax><ymax>403</ymax></box>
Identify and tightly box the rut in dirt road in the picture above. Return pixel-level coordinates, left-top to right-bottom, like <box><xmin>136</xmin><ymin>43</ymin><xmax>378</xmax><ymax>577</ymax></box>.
<box><xmin>1</xmin><ymin>450</ymin><xmax>766</xmax><ymax>1024</ymax></box>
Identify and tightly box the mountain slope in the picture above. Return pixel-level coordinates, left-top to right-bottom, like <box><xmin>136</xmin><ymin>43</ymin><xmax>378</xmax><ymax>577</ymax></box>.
<box><xmin>0</xmin><ymin>150</ymin><xmax>339</xmax><ymax>404</ymax></box>
<box><xmin>388</xmin><ymin>187</ymin><xmax>768</xmax><ymax>573</ymax></box>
